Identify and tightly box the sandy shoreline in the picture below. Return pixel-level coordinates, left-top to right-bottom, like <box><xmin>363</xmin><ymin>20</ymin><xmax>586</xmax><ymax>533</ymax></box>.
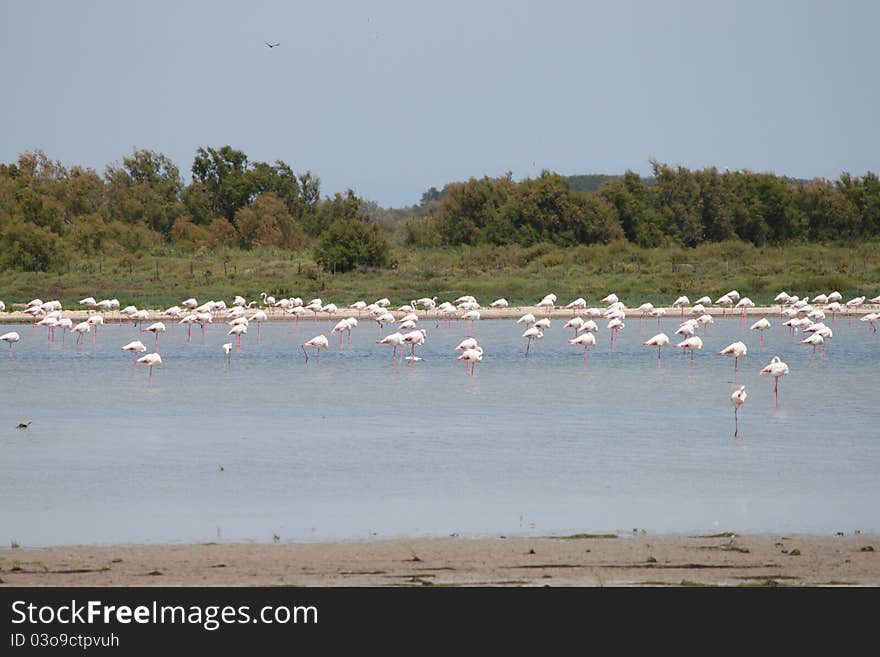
<box><xmin>1</xmin><ymin>533</ymin><xmax>877</xmax><ymax>587</ymax></box>
<box><xmin>1</xmin><ymin>305</ymin><xmax>874</xmax><ymax>324</ymax></box>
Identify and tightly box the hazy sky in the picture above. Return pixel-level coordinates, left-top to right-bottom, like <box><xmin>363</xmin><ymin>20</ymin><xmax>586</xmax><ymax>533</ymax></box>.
<box><xmin>2</xmin><ymin>1</ymin><xmax>878</xmax><ymax>206</ymax></box>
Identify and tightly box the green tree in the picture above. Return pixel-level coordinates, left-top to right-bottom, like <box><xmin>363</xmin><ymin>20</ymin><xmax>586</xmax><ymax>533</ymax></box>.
<box><xmin>314</xmin><ymin>217</ymin><xmax>390</xmax><ymax>272</ymax></box>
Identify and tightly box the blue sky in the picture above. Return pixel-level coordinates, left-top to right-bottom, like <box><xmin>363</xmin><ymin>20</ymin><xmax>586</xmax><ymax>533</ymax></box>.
<box><xmin>2</xmin><ymin>0</ymin><xmax>878</xmax><ymax>206</ymax></box>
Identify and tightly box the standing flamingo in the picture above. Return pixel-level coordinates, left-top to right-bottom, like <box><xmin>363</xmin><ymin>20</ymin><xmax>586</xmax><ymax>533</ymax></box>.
<box><xmin>522</xmin><ymin>327</ymin><xmax>543</xmax><ymax>355</ymax></box>
<box><xmin>674</xmin><ymin>335</ymin><xmax>703</xmax><ymax>361</ymax></box>
<box><xmin>718</xmin><ymin>341</ymin><xmax>748</xmax><ymax>372</ymax></box>
<box><xmin>72</xmin><ymin>321</ymin><xmax>90</xmax><ymax>345</ymax></box>
<box><xmin>565</xmin><ymin>298</ymin><xmax>586</xmax><ymax>315</ymax></box>
<box><xmin>672</xmin><ymin>295</ymin><xmax>689</xmax><ymax>320</ymax></box>
<box><xmin>457</xmin><ymin>346</ymin><xmax>483</xmax><ymax>376</ymax></box>
<box><xmin>223</xmin><ymin>342</ymin><xmax>233</xmax><ymax>363</ymax></box>
<box><xmin>567</xmin><ymin>332</ymin><xmax>596</xmax><ymax>363</ymax></box>
<box><xmin>1</xmin><ymin>331</ymin><xmax>20</xmax><ymax>357</ymax></box>
<box><xmin>302</xmin><ymin>334</ymin><xmax>329</xmax><ymax>362</ymax></box>
<box><xmin>749</xmin><ymin>317</ymin><xmax>771</xmax><ymax>344</ymax></box>
<box><xmin>377</xmin><ymin>332</ymin><xmax>406</xmax><ymax>362</ymax></box>
<box><xmin>402</xmin><ymin>329</ymin><xmax>427</xmax><ymax>361</ymax></box>
<box><xmin>228</xmin><ymin>324</ymin><xmax>247</xmax><ymax>351</ymax></box>
<box><xmin>461</xmin><ymin>309</ymin><xmax>480</xmax><ymax>336</ymax></box>
<box><xmin>760</xmin><ymin>356</ymin><xmax>789</xmax><ymax>407</ymax></box>
<box><xmin>249</xmin><ymin>310</ymin><xmax>268</xmax><ymax>338</ymax></box>
<box><xmin>87</xmin><ymin>314</ymin><xmax>104</xmax><ymax>344</ymax></box>
<box><xmin>537</xmin><ymin>294</ymin><xmax>557</xmax><ymax>317</ymax></box>
<box><xmin>643</xmin><ymin>333</ymin><xmax>670</xmax><ymax>364</ymax></box>
<box><xmin>122</xmin><ymin>340</ymin><xmax>147</xmax><ymax>366</ymax></box>
<box><xmin>490</xmin><ymin>298</ymin><xmax>509</xmax><ymax>312</ymax></box>
<box><xmin>563</xmin><ymin>316</ymin><xmax>585</xmax><ymax>337</ymax></box>
<box><xmin>731</xmin><ymin>386</ymin><xmax>747</xmax><ymax>438</ymax></box>
<box><xmin>801</xmin><ymin>332</ymin><xmax>824</xmax><ymax>356</ymax></box>
<box><xmin>136</xmin><ymin>352</ymin><xmax>162</xmax><ymax>383</ymax></box>
<box><xmin>141</xmin><ymin>322</ymin><xmax>166</xmax><ymax>348</ymax></box>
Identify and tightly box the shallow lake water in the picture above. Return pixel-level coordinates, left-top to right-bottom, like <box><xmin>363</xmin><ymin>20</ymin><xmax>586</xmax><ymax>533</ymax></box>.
<box><xmin>1</xmin><ymin>312</ymin><xmax>878</xmax><ymax>546</ymax></box>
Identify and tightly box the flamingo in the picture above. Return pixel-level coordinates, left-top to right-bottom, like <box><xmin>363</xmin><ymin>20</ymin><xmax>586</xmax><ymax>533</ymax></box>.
<box><xmin>607</xmin><ymin>317</ymin><xmax>624</xmax><ymax>342</ymax></box>
<box><xmin>331</xmin><ymin>318</ymin><xmax>352</xmax><ymax>346</ymax></box>
<box><xmin>1</xmin><ymin>331</ymin><xmax>20</xmax><ymax>357</ymax></box>
<box><xmin>377</xmin><ymin>332</ymin><xmax>406</xmax><ymax>361</ymax></box>
<box><xmin>136</xmin><ymin>352</ymin><xmax>162</xmax><ymax>383</ymax></box>
<box><xmin>801</xmin><ymin>332</ymin><xmax>824</xmax><ymax>356</ymax></box>
<box><xmin>79</xmin><ymin>297</ymin><xmax>97</xmax><ymax>307</ymax></box>
<box><xmin>223</xmin><ymin>342</ymin><xmax>233</xmax><ymax>362</ymax></box>
<box><xmin>0</xmin><ymin>301</ymin><xmax>4</xmax><ymax>312</ymax></box>
<box><xmin>375</xmin><ymin>297</ymin><xmax>391</xmax><ymax>308</ymax></box>
<box><xmin>349</xmin><ymin>300</ymin><xmax>367</xmax><ymax>317</ymax></box>
<box><xmin>301</xmin><ymin>334</ymin><xmax>329</xmax><ymax>362</ymax></box>
<box><xmin>72</xmin><ymin>321</ymin><xmax>90</xmax><ymax>345</ymax></box>
<box><xmin>649</xmin><ymin>307</ymin><xmax>666</xmax><ymax>323</ymax></box>
<box><xmin>56</xmin><ymin>317</ymin><xmax>73</xmax><ymax>344</ymax></box>
<box><xmin>674</xmin><ymin>335</ymin><xmax>703</xmax><ymax>361</ymax></box>
<box><xmin>87</xmin><ymin>314</ymin><xmax>104</xmax><ymax>343</ymax></box>
<box><xmin>577</xmin><ymin>319</ymin><xmax>599</xmax><ymax>334</ymax></box>
<box><xmin>416</xmin><ymin>297</ymin><xmax>438</xmax><ymax>312</ymax></box>
<box><xmin>141</xmin><ymin>322</ymin><xmax>166</xmax><ymax>348</ymax></box>
<box><xmin>260</xmin><ymin>292</ymin><xmax>275</xmax><ymax>309</ymax></box>
<box><xmin>731</xmin><ymin>386</ymin><xmax>747</xmax><ymax>438</ymax></box>
<box><xmin>249</xmin><ymin>310</ymin><xmax>267</xmax><ymax>338</ymax></box>
<box><xmin>490</xmin><ymin>298</ymin><xmax>509</xmax><ymax>311</ymax></box>
<box><xmin>637</xmin><ymin>302</ymin><xmax>654</xmax><ymax>318</ymax></box>
<box><xmin>563</xmin><ymin>316</ymin><xmax>585</xmax><ymax>337</ymax></box>
<box><xmin>402</xmin><ymin>329</ymin><xmax>427</xmax><ymax>360</ymax></box>
<box><xmin>846</xmin><ymin>296</ymin><xmax>866</xmax><ymax>313</ymax></box>
<box><xmin>760</xmin><ymin>356</ymin><xmax>789</xmax><ymax>407</ymax></box>
<box><xmin>735</xmin><ymin>297</ymin><xmax>755</xmax><ymax>320</ymax></box>
<box><xmin>461</xmin><ymin>309</ymin><xmax>480</xmax><ymax>336</ymax></box>
<box><xmin>812</xmin><ymin>293</ymin><xmax>829</xmax><ymax>305</ymax></box>
<box><xmin>537</xmin><ymin>294</ymin><xmax>557</xmax><ymax>317</ymax></box>
<box><xmin>36</xmin><ymin>316</ymin><xmax>59</xmax><ymax>341</ymax></box>
<box><xmin>643</xmin><ymin>332</ymin><xmax>670</xmax><ymax>364</ymax></box>
<box><xmin>534</xmin><ymin>317</ymin><xmax>551</xmax><ymax>331</ymax></box>
<box><xmin>715</xmin><ymin>294</ymin><xmax>733</xmax><ymax>315</ymax></box>
<box><xmin>568</xmin><ymin>332</ymin><xmax>596</xmax><ymax>363</ymax></box>
<box><xmin>827</xmin><ymin>291</ymin><xmax>842</xmax><ymax>303</ymax></box>
<box><xmin>522</xmin><ymin>327</ymin><xmax>543</xmax><ymax>355</ymax></box>
<box><xmin>322</xmin><ymin>303</ymin><xmax>338</xmax><ymax>323</ymax></box>
<box><xmin>305</xmin><ymin>300</ymin><xmax>323</xmax><ymax>322</ymax></box>
<box><xmin>565</xmin><ymin>298</ymin><xmax>587</xmax><ymax>315</ymax></box>
<box><xmin>672</xmin><ymin>295</ymin><xmax>689</xmax><ymax>319</ymax></box>
<box><xmin>861</xmin><ymin>312</ymin><xmax>879</xmax><ymax>332</ymax></box>
<box><xmin>164</xmin><ymin>305</ymin><xmax>183</xmax><ymax>319</ymax></box>
<box><xmin>456</xmin><ymin>337</ymin><xmax>479</xmax><ymax>352</ymax></box>
<box><xmin>516</xmin><ymin>313</ymin><xmax>536</xmax><ymax>327</ymax></box>
<box><xmin>600</xmin><ymin>293</ymin><xmax>619</xmax><ymax>305</ymax></box>
<box><xmin>694</xmin><ymin>296</ymin><xmax>712</xmax><ymax>306</ymax></box>
<box><xmin>233</xmin><ymin>295</ymin><xmax>247</xmax><ymax>307</ymax></box>
<box><xmin>122</xmin><ymin>340</ymin><xmax>147</xmax><ymax>365</ymax></box>
<box><xmin>750</xmin><ymin>318</ymin><xmax>771</xmax><ymax>344</ymax></box>
<box><xmin>228</xmin><ymin>323</ymin><xmax>247</xmax><ymax>351</ymax></box>
<box><xmin>179</xmin><ymin>314</ymin><xmax>197</xmax><ymax>341</ymax></box>
<box><xmin>718</xmin><ymin>341</ymin><xmax>748</xmax><ymax>371</ymax></box>
<box><xmin>457</xmin><ymin>346</ymin><xmax>483</xmax><ymax>376</ymax></box>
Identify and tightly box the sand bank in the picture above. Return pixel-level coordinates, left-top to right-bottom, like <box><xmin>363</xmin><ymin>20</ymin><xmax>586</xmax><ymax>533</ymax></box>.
<box><xmin>2</xmin><ymin>533</ymin><xmax>877</xmax><ymax>587</ymax></box>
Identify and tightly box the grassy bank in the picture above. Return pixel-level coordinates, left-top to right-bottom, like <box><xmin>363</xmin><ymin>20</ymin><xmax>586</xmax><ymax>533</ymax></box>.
<box><xmin>1</xmin><ymin>240</ymin><xmax>877</xmax><ymax>310</ymax></box>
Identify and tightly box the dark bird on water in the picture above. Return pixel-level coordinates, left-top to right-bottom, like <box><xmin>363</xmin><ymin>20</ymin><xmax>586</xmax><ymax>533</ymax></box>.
<box><xmin>265</xmin><ymin>41</ymin><xmax>280</xmax><ymax>48</ymax></box>
<box><xmin>16</xmin><ymin>422</ymin><xmax>31</xmax><ymax>429</ymax></box>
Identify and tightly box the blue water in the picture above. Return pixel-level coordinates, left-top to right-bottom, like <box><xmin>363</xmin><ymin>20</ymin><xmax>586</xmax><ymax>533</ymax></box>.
<box><xmin>1</xmin><ymin>314</ymin><xmax>878</xmax><ymax>547</ymax></box>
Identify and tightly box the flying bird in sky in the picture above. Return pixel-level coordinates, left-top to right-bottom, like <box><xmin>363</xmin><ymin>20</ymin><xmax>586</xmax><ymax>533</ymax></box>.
<box><xmin>265</xmin><ymin>41</ymin><xmax>280</xmax><ymax>48</ymax></box>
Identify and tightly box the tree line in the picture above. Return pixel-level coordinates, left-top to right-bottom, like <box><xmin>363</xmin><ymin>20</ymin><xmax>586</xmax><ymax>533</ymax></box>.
<box><xmin>1</xmin><ymin>149</ymin><xmax>878</xmax><ymax>275</ymax></box>
<box><xmin>0</xmin><ymin>147</ymin><xmax>389</xmax><ymax>273</ymax></box>
<box><xmin>406</xmin><ymin>161</ymin><xmax>880</xmax><ymax>249</ymax></box>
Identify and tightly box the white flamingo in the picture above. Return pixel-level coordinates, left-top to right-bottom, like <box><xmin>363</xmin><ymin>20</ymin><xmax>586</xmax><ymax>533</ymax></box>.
<box><xmin>643</xmin><ymin>332</ymin><xmax>670</xmax><ymax>364</ymax></box>
<box><xmin>136</xmin><ymin>352</ymin><xmax>162</xmax><ymax>383</ymax></box>
<box><xmin>760</xmin><ymin>356</ymin><xmax>789</xmax><ymax>407</ymax></box>
<box><xmin>1</xmin><ymin>331</ymin><xmax>20</xmax><ymax>357</ymax></box>
<box><xmin>718</xmin><ymin>341</ymin><xmax>748</xmax><ymax>371</ymax></box>
<box><xmin>731</xmin><ymin>386</ymin><xmax>747</xmax><ymax>437</ymax></box>
<box><xmin>301</xmin><ymin>334</ymin><xmax>329</xmax><ymax>362</ymax></box>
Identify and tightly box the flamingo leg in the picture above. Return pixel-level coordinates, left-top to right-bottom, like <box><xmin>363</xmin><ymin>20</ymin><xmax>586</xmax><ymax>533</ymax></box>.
<box><xmin>774</xmin><ymin>378</ymin><xmax>779</xmax><ymax>407</ymax></box>
<box><xmin>734</xmin><ymin>407</ymin><xmax>739</xmax><ymax>438</ymax></box>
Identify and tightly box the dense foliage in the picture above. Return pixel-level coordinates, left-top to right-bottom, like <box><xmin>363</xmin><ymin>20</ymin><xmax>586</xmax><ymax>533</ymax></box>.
<box><xmin>419</xmin><ymin>162</ymin><xmax>880</xmax><ymax>249</ymax></box>
<box><xmin>0</xmin><ymin>148</ymin><xmax>385</xmax><ymax>273</ymax></box>
<box><xmin>1</xmin><ymin>149</ymin><xmax>878</xmax><ymax>277</ymax></box>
